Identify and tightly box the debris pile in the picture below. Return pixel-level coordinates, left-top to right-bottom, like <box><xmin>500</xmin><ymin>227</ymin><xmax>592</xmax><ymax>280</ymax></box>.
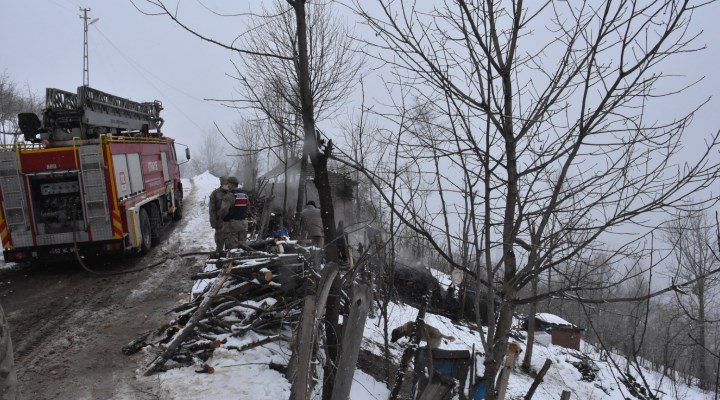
<box><xmin>123</xmin><ymin>248</ymin><xmax>311</xmax><ymax>375</ymax></box>
<box><xmin>568</xmin><ymin>352</ymin><xmax>599</xmax><ymax>382</ymax></box>
<box><xmin>619</xmin><ymin>373</ymin><xmax>660</xmax><ymax>400</ymax></box>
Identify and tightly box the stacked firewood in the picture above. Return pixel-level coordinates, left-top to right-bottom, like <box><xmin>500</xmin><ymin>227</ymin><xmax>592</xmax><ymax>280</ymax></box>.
<box><xmin>123</xmin><ymin>248</ymin><xmax>312</xmax><ymax>375</ymax></box>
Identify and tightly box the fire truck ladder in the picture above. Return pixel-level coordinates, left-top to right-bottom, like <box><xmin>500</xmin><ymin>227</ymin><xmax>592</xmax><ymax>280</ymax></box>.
<box><xmin>0</xmin><ymin>150</ymin><xmax>33</xmax><ymax>247</ymax></box>
<box><xmin>46</xmin><ymin>86</ymin><xmax>164</xmax><ymax>136</ymax></box>
<box><xmin>79</xmin><ymin>145</ymin><xmax>112</xmax><ymax>241</ymax></box>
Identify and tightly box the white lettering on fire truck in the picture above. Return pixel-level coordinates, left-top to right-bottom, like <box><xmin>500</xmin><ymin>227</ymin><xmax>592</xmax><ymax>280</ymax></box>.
<box><xmin>119</xmin><ymin>172</ymin><xmax>127</xmax><ymax>191</ymax></box>
<box><xmin>147</xmin><ymin>161</ymin><xmax>159</xmax><ymax>172</ymax></box>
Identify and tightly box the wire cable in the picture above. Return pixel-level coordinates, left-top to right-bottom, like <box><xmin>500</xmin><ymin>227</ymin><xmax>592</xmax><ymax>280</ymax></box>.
<box><xmin>44</xmin><ymin>0</ymin><xmax>76</xmax><ymax>16</ymax></box>
<box><xmin>70</xmin><ymin>204</ymin><xmax>209</xmax><ymax>276</ymax></box>
<box><xmin>91</xmin><ymin>25</ymin><xmax>226</xmax><ymax>132</ymax></box>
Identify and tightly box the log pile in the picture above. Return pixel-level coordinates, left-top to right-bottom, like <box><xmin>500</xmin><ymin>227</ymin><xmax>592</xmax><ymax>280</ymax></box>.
<box><xmin>123</xmin><ymin>248</ymin><xmax>311</xmax><ymax>375</ymax></box>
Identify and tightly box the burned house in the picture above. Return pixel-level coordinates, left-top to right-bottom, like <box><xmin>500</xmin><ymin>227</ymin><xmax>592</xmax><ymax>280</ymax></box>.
<box><xmin>523</xmin><ymin>312</ymin><xmax>585</xmax><ymax>351</ymax></box>
<box><xmin>258</xmin><ymin>156</ymin><xmax>357</xmax><ymax>225</ymax></box>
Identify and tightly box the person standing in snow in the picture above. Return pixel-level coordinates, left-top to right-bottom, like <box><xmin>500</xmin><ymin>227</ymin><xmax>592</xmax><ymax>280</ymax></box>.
<box><xmin>209</xmin><ymin>176</ymin><xmax>229</xmax><ymax>256</ymax></box>
<box><xmin>300</xmin><ymin>201</ymin><xmax>324</xmax><ymax>247</ymax></box>
<box><xmin>220</xmin><ymin>177</ymin><xmax>249</xmax><ymax>250</ymax></box>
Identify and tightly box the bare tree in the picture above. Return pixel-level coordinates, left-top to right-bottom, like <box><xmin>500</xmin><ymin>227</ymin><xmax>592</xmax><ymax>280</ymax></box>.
<box><xmin>237</xmin><ymin>84</ymin><xmax>302</xmax><ymax>220</ymax></box>
<box><xmin>230</xmin><ymin>120</ymin><xmax>265</xmax><ymax>191</ymax></box>
<box><xmin>0</xmin><ymin>71</ymin><xmax>42</xmax><ymax>144</ymax></box>
<box><xmin>134</xmin><ymin>0</ymin><xmax>363</xmax><ymax>215</ymax></box>
<box><xmin>346</xmin><ymin>1</ymin><xmax>720</xmax><ymax>397</ymax></box>
<box><xmin>134</xmin><ymin>2</ymin><xmax>361</xmax><ymax>397</ymax></box>
<box><xmin>663</xmin><ymin>207</ymin><xmax>720</xmax><ymax>389</ymax></box>
<box><xmin>235</xmin><ymin>0</ymin><xmax>363</xmax><ymax>122</ymax></box>
<box><xmin>336</xmin><ymin>80</ymin><xmax>387</xmax><ymax>231</ymax></box>
<box><xmin>228</xmin><ymin>0</ymin><xmax>364</xmax><ymax>223</ymax></box>
<box><xmin>187</xmin><ymin>128</ymin><xmax>238</xmax><ymax>178</ymax></box>
<box><xmin>0</xmin><ymin>71</ymin><xmax>22</xmax><ymax>140</ymax></box>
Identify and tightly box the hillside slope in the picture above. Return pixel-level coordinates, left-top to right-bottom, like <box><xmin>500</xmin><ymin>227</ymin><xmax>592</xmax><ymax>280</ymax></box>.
<box><xmin>139</xmin><ymin>173</ymin><xmax>712</xmax><ymax>400</ymax></box>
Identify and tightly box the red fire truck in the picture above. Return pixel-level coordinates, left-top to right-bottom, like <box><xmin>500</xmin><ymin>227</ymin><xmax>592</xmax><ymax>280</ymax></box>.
<box><xmin>1</xmin><ymin>86</ymin><xmax>187</xmax><ymax>262</ymax></box>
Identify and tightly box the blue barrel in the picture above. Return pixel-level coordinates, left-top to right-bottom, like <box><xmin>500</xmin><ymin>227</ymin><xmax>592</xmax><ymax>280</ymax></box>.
<box><xmin>472</xmin><ymin>378</ymin><xmax>487</xmax><ymax>399</ymax></box>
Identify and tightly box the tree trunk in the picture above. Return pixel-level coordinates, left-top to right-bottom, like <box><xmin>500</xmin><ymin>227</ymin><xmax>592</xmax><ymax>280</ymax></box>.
<box><xmin>290</xmin><ymin>0</ymin><xmax>338</xmax><ymax>260</ymax></box>
<box><xmin>257</xmin><ymin>183</ymin><xmax>274</xmax><ymax>239</ymax></box>
<box><xmin>486</xmin><ymin>299</ymin><xmax>516</xmax><ymax>398</ymax></box>
<box><xmin>293</xmin><ymin>155</ymin><xmax>308</xmax><ymax>234</ymax></box>
<box><xmin>697</xmin><ymin>283</ymin><xmax>708</xmax><ymax>389</ymax></box>
<box><xmin>281</xmin><ymin>137</ymin><xmax>289</xmax><ymax>229</ymax></box>
<box><xmin>291</xmin><ymin>2</ymin><xmax>341</xmax><ymax>398</ymax></box>
<box><xmin>522</xmin><ymin>279</ymin><xmax>538</xmax><ymax>371</ymax></box>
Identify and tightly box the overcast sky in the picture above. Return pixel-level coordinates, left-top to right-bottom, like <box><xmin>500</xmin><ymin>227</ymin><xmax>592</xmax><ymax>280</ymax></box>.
<box><xmin>2</xmin><ymin>0</ymin><xmax>720</xmax><ymax>164</ymax></box>
<box><xmin>0</xmin><ymin>0</ymin><xmax>257</xmax><ymax>151</ymax></box>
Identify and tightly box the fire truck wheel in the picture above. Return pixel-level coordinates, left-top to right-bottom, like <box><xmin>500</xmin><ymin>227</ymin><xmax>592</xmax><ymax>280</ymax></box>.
<box><xmin>148</xmin><ymin>204</ymin><xmax>162</xmax><ymax>246</ymax></box>
<box><xmin>139</xmin><ymin>208</ymin><xmax>153</xmax><ymax>254</ymax></box>
<box><xmin>172</xmin><ymin>190</ymin><xmax>183</xmax><ymax>221</ymax></box>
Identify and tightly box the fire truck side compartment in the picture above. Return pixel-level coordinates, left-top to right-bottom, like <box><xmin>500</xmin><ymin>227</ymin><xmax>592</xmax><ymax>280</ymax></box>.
<box><xmin>4</xmin><ymin>86</ymin><xmax>183</xmax><ymax>261</ymax></box>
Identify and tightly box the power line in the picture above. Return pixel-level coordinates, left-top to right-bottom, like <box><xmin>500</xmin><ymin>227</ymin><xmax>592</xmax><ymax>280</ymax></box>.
<box><xmin>44</xmin><ymin>0</ymin><xmax>76</xmax><ymax>15</ymax></box>
<box><xmin>92</xmin><ymin>25</ymin><xmax>228</xmax><ymax>108</ymax></box>
<box><xmin>64</xmin><ymin>0</ymin><xmax>84</xmax><ymax>9</ymax></box>
<box><xmin>91</xmin><ymin>25</ymin><xmax>225</xmax><ymax>132</ymax></box>
<box><xmin>91</xmin><ymin>26</ymin><xmax>204</xmax><ymax>131</ymax></box>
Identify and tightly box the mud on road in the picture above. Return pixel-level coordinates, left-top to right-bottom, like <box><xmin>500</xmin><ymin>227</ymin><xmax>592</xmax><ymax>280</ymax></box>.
<box><xmin>0</xmin><ymin>228</ymin><xmax>205</xmax><ymax>399</ymax></box>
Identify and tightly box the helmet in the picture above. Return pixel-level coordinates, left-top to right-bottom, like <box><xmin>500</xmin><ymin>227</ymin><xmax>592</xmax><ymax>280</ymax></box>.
<box><xmin>227</xmin><ymin>176</ymin><xmax>240</xmax><ymax>185</ymax></box>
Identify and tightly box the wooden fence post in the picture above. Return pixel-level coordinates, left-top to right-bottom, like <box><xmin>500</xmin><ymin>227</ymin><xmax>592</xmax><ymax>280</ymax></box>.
<box><xmin>330</xmin><ymin>283</ymin><xmax>371</xmax><ymax>400</ymax></box>
<box><xmin>289</xmin><ymin>263</ymin><xmax>338</xmax><ymax>400</ymax></box>
<box><xmin>496</xmin><ymin>343</ymin><xmax>521</xmax><ymax>400</ymax></box>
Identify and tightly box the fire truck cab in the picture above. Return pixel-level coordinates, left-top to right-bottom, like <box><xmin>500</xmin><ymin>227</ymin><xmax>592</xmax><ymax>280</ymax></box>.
<box><xmin>1</xmin><ymin>86</ymin><xmax>186</xmax><ymax>262</ymax></box>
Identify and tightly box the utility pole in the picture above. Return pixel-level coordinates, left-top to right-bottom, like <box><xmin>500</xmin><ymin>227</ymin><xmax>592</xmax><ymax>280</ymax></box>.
<box><xmin>80</xmin><ymin>8</ymin><xmax>99</xmax><ymax>87</ymax></box>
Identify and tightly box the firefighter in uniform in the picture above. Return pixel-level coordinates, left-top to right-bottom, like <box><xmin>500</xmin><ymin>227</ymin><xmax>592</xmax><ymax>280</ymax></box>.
<box><xmin>300</xmin><ymin>200</ymin><xmax>324</xmax><ymax>247</ymax></box>
<box><xmin>209</xmin><ymin>176</ymin><xmax>229</xmax><ymax>256</ymax></box>
<box><xmin>221</xmin><ymin>176</ymin><xmax>249</xmax><ymax>250</ymax></box>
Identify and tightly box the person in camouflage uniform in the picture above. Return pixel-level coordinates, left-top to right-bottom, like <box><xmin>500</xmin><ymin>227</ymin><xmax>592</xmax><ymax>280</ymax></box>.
<box><xmin>220</xmin><ymin>177</ymin><xmax>249</xmax><ymax>250</ymax></box>
<box><xmin>208</xmin><ymin>176</ymin><xmax>229</xmax><ymax>255</ymax></box>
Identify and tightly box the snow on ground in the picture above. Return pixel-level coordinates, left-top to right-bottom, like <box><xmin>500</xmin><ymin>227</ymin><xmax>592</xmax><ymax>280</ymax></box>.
<box><xmin>137</xmin><ymin>172</ymin><xmax>295</xmax><ymax>400</ymax></box>
<box><xmin>141</xmin><ymin>172</ymin><xmax>385</xmax><ymax>399</ymax></box>
<box><xmin>139</xmin><ymin>172</ymin><xmax>713</xmax><ymax>399</ymax></box>
<box><xmin>157</xmin><ymin>342</ymin><xmax>291</xmax><ymax>400</ymax></box>
<box><xmin>165</xmin><ymin>173</ymin><xmax>217</xmax><ymax>254</ymax></box>
<box><xmin>351</xmin><ymin>369</ymin><xmax>390</xmax><ymax>399</ymax></box>
<box><xmin>362</xmin><ymin>301</ymin><xmax>713</xmax><ymax>400</ymax></box>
